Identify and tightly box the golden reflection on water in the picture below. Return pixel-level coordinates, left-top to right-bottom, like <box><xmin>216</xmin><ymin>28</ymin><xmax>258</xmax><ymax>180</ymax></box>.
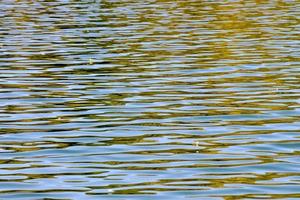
<box><xmin>0</xmin><ymin>0</ymin><xmax>300</xmax><ymax>199</ymax></box>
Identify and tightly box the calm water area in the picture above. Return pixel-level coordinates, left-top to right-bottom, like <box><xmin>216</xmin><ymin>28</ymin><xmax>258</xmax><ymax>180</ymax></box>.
<box><xmin>0</xmin><ymin>0</ymin><xmax>300</xmax><ymax>199</ymax></box>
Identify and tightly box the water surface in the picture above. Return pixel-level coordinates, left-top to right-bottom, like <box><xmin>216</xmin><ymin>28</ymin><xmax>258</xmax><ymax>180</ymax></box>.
<box><xmin>0</xmin><ymin>0</ymin><xmax>300</xmax><ymax>199</ymax></box>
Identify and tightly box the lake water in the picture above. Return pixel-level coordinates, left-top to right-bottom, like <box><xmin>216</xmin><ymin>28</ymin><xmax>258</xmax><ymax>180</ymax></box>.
<box><xmin>0</xmin><ymin>1</ymin><xmax>300</xmax><ymax>199</ymax></box>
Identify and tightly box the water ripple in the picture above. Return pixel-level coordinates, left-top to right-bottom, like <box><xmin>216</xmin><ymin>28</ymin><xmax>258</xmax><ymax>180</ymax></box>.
<box><xmin>1</xmin><ymin>0</ymin><xmax>300</xmax><ymax>199</ymax></box>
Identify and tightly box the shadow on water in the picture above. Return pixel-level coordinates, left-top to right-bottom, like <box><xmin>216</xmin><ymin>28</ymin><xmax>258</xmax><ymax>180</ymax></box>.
<box><xmin>0</xmin><ymin>0</ymin><xmax>300</xmax><ymax>199</ymax></box>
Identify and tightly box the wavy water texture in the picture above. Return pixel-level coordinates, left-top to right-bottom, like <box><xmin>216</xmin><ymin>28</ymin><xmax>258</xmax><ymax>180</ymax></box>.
<box><xmin>0</xmin><ymin>0</ymin><xmax>300</xmax><ymax>199</ymax></box>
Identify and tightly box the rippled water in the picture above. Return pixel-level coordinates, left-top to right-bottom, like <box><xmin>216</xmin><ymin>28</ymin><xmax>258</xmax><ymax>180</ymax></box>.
<box><xmin>1</xmin><ymin>0</ymin><xmax>300</xmax><ymax>199</ymax></box>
